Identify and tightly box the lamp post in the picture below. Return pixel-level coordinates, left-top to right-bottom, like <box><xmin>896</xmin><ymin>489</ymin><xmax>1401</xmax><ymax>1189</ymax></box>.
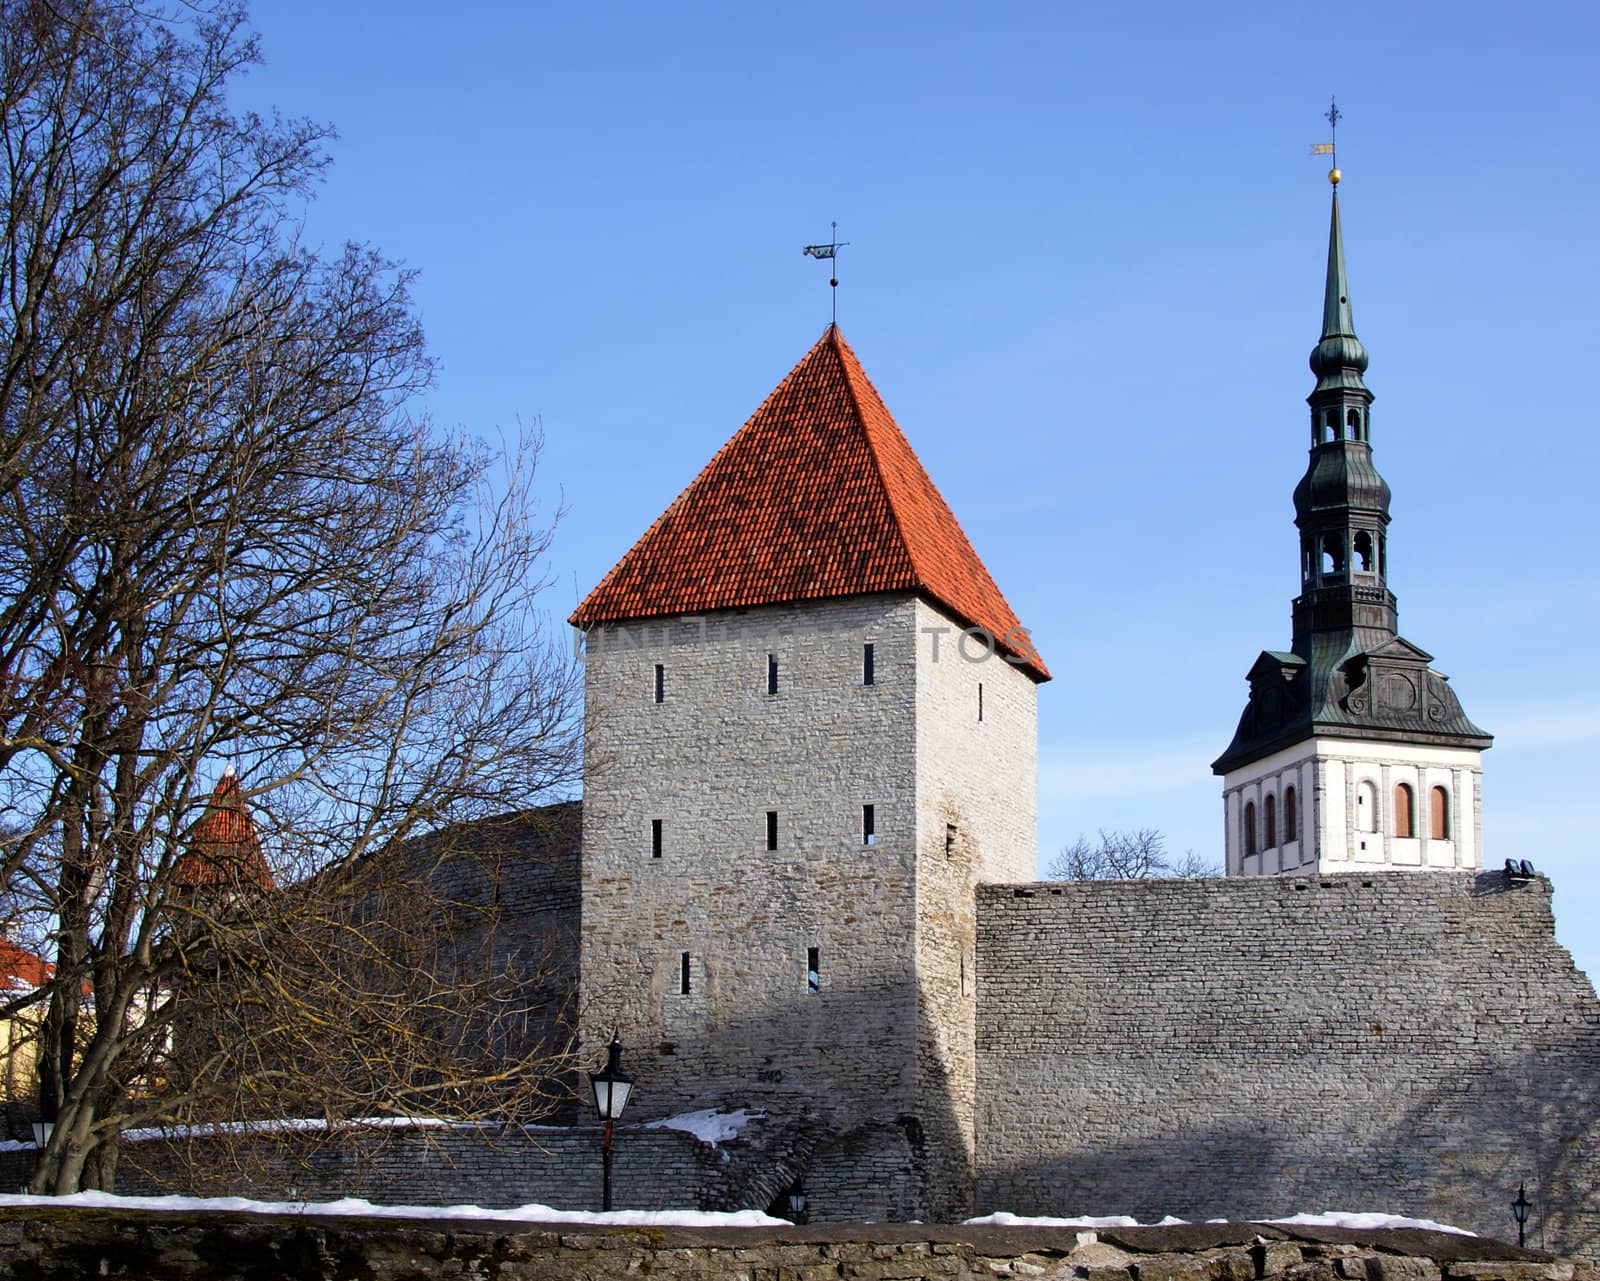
<box><xmin>589</xmin><ymin>1035</ymin><xmax>634</xmax><ymax>1212</ymax></box>
<box><xmin>1512</xmin><ymin>1181</ymin><xmax>1531</xmax><ymax>1249</ymax></box>
<box><xmin>786</xmin><ymin>1185</ymin><xmax>809</xmax><ymax>1225</ymax></box>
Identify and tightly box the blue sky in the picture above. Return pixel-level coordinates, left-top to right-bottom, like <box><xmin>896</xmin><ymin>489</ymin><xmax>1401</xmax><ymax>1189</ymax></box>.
<box><xmin>237</xmin><ymin>2</ymin><xmax>1599</xmax><ymax>975</ymax></box>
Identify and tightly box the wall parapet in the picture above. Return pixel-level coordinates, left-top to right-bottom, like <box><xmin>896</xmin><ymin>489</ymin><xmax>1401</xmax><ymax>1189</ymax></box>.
<box><xmin>0</xmin><ymin>1211</ymin><xmax>1589</xmax><ymax>1281</ymax></box>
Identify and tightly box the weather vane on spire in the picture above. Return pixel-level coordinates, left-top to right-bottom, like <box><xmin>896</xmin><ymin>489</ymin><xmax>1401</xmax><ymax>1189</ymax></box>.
<box><xmin>802</xmin><ymin>221</ymin><xmax>849</xmax><ymax>324</ymax></box>
<box><xmin>1310</xmin><ymin>97</ymin><xmax>1342</xmax><ymax>187</ymax></box>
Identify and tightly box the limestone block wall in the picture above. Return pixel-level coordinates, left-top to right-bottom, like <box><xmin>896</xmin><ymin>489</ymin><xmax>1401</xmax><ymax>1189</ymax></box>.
<box><xmin>578</xmin><ymin>596</ymin><xmax>928</xmax><ymax>1175</ymax></box>
<box><xmin>911</xmin><ymin>597</ymin><xmax>1039</xmax><ymax>1219</ymax></box>
<box><xmin>974</xmin><ymin>871</ymin><xmax>1600</xmax><ymax>1256</ymax></box>
<box><xmin>0</xmin><ymin>1125</ymin><xmax>721</xmax><ymax>1211</ymax></box>
<box><xmin>576</xmin><ymin>592</ymin><xmax>1038</xmax><ymax>1222</ymax></box>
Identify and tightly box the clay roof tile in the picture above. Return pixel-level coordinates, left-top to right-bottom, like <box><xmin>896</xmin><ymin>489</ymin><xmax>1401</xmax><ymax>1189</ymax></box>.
<box><xmin>570</xmin><ymin>327</ymin><xmax>1048</xmax><ymax>680</ymax></box>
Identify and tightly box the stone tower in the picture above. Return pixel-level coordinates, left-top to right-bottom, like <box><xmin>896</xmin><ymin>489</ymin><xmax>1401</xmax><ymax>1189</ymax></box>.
<box><xmin>1213</xmin><ymin>180</ymin><xmax>1492</xmax><ymax>876</ymax></box>
<box><xmin>570</xmin><ymin>325</ymin><xmax>1046</xmax><ymax>1221</ymax></box>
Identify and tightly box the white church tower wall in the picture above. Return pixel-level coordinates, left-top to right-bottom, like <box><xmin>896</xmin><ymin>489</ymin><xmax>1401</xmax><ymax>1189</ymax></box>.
<box><xmin>1221</xmin><ymin>738</ymin><xmax>1482</xmax><ymax>876</ymax></box>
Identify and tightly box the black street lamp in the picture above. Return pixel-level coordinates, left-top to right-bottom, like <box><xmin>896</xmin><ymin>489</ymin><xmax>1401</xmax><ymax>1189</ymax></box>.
<box><xmin>589</xmin><ymin>1036</ymin><xmax>634</xmax><ymax>1212</ymax></box>
<box><xmin>786</xmin><ymin>1185</ymin><xmax>809</xmax><ymax>1225</ymax></box>
<box><xmin>1512</xmin><ymin>1181</ymin><xmax>1531</xmax><ymax>1249</ymax></box>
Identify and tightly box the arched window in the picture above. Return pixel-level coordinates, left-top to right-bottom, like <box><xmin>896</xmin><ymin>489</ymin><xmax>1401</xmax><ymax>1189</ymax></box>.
<box><xmin>1430</xmin><ymin>786</ymin><xmax>1449</xmax><ymax>841</ymax></box>
<box><xmin>1284</xmin><ymin>786</ymin><xmax>1297</xmax><ymax>844</ymax></box>
<box><xmin>1264</xmin><ymin>794</ymin><xmax>1277</xmax><ymax>848</ymax></box>
<box><xmin>1322</xmin><ymin>532</ymin><xmax>1346</xmax><ymax>578</ymax></box>
<box><xmin>1353</xmin><ymin>530</ymin><xmax>1374</xmax><ymax>573</ymax></box>
<box><xmin>1320</xmin><ymin>412</ymin><xmax>1336</xmax><ymax>444</ymax></box>
<box><xmin>1356</xmin><ymin>780</ymin><xmax>1378</xmax><ymax>833</ymax></box>
<box><xmin>1394</xmin><ymin>783</ymin><xmax>1415</xmax><ymax>838</ymax></box>
<box><xmin>1347</xmin><ymin>408</ymin><xmax>1362</xmax><ymax>440</ymax></box>
<box><xmin>1243</xmin><ymin>801</ymin><xmax>1257</xmax><ymax>857</ymax></box>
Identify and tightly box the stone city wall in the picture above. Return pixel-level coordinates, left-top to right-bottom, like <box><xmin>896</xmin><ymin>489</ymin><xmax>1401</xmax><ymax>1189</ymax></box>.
<box><xmin>0</xmin><ymin>1211</ymin><xmax>1588</xmax><ymax>1281</ymax></box>
<box><xmin>974</xmin><ymin>871</ymin><xmax>1600</xmax><ymax>1257</ymax></box>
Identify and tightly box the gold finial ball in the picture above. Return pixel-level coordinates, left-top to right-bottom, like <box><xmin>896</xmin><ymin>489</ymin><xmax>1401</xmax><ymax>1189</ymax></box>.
<box><xmin>1329</xmin><ymin>167</ymin><xmax>1342</xmax><ymax>186</ymax></box>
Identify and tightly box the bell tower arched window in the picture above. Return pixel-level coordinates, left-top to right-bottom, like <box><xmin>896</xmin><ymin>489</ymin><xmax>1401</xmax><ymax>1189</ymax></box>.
<box><xmin>1321</xmin><ymin>533</ymin><xmax>1346</xmax><ymax>578</ymax></box>
<box><xmin>1347</xmin><ymin>408</ymin><xmax>1362</xmax><ymax>441</ymax></box>
<box><xmin>1243</xmin><ymin>801</ymin><xmax>1257</xmax><ymax>857</ymax></box>
<box><xmin>1394</xmin><ymin>783</ymin><xmax>1415</xmax><ymax>838</ymax></box>
<box><xmin>1284</xmin><ymin>786</ymin><xmax>1297</xmax><ymax>844</ymax></box>
<box><xmin>1430</xmin><ymin>786</ymin><xmax>1449</xmax><ymax>841</ymax></box>
<box><xmin>1353</xmin><ymin>530</ymin><xmax>1374</xmax><ymax>573</ymax></box>
<box><xmin>1264</xmin><ymin>794</ymin><xmax>1277</xmax><ymax>848</ymax></box>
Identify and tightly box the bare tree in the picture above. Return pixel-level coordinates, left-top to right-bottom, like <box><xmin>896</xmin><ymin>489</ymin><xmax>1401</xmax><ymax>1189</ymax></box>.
<box><xmin>0</xmin><ymin>1</ymin><xmax>581</xmax><ymax>1192</ymax></box>
<box><xmin>1048</xmin><ymin>828</ymin><xmax>1219</xmax><ymax>881</ymax></box>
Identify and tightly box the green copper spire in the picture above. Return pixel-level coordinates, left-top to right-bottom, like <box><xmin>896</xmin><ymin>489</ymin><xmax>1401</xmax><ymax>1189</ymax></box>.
<box><xmin>1322</xmin><ymin>192</ymin><xmax>1356</xmax><ymax>339</ymax></box>
<box><xmin>1309</xmin><ymin>188</ymin><xmax>1369</xmax><ymax>393</ymax></box>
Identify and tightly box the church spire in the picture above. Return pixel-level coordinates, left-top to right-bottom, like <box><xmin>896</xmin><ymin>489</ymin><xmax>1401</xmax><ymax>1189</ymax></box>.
<box><xmin>1291</xmin><ymin>175</ymin><xmax>1393</xmax><ymax>655</ymax></box>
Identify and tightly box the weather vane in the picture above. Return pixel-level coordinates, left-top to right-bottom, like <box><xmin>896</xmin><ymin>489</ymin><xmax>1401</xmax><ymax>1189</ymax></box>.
<box><xmin>802</xmin><ymin>222</ymin><xmax>849</xmax><ymax>324</ymax></box>
<box><xmin>1310</xmin><ymin>97</ymin><xmax>1342</xmax><ymax>187</ymax></box>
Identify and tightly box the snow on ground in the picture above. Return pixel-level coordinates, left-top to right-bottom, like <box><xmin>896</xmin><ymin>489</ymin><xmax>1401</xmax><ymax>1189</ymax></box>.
<box><xmin>967</xmin><ymin>1213</ymin><xmax>1191</xmax><ymax>1228</ymax></box>
<box><xmin>1265</xmin><ymin>1212</ymin><xmax>1475</xmax><ymax>1236</ymax></box>
<box><xmin>967</xmin><ymin>1211</ymin><xmax>1474</xmax><ymax>1236</ymax></box>
<box><xmin>0</xmin><ymin>1190</ymin><xmax>787</xmax><ymax>1228</ymax></box>
<box><xmin>640</xmin><ymin>1107</ymin><xmax>763</xmax><ymax>1147</ymax></box>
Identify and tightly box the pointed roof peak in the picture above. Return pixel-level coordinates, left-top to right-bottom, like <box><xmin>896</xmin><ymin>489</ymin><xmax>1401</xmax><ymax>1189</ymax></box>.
<box><xmin>1321</xmin><ymin>190</ymin><xmax>1356</xmax><ymax>340</ymax></box>
<box><xmin>572</xmin><ymin>327</ymin><xmax>1048</xmax><ymax>680</ymax></box>
<box><xmin>1310</xmin><ymin>188</ymin><xmax>1369</xmax><ymax>391</ymax></box>
<box><xmin>174</xmin><ymin>769</ymin><xmax>272</xmax><ymax>891</ymax></box>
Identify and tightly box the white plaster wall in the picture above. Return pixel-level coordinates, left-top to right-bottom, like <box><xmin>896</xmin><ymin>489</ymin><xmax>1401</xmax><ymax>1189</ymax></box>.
<box><xmin>1222</xmin><ymin>737</ymin><xmax>1483</xmax><ymax>876</ymax></box>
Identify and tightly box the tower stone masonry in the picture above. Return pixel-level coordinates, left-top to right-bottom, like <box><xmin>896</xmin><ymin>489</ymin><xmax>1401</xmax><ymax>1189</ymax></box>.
<box><xmin>570</xmin><ymin>326</ymin><xmax>1045</xmax><ymax>1220</ymax></box>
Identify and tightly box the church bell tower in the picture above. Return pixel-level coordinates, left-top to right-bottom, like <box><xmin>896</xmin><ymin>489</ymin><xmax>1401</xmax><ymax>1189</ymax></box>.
<box><xmin>1212</xmin><ymin>165</ymin><xmax>1492</xmax><ymax>875</ymax></box>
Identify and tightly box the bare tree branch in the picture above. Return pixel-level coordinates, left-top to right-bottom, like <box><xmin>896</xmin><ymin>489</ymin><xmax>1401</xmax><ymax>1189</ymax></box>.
<box><xmin>0</xmin><ymin>0</ymin><xmax>582</xmax><ymax>1192</ymax></box>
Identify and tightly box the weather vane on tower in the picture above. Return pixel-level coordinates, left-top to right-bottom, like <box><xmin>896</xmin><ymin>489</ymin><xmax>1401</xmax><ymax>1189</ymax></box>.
<box><xmin>1310</xmin><ymin>97</ymin><xmax>1342</xmax><ymax>187</ymax></box>
<box><xmin>802</xmin><ymin>222</ymin><xmax>849</xmax><ymax>324</ymax></box>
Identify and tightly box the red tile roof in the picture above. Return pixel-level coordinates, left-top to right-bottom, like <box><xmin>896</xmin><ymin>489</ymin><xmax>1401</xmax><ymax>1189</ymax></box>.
<box><xmin>0</xmin><ymin>938</ymin><xmax>51</xmax><ymax>991</ymax></box>
<box><xmin>570</xmin><ymin>326</ymin><xmax>1048</xmax><ymax>681</ymax></box>
<box><xmin>173</xmin><ymin>770</ymin><xmax>273</xmax><ymax>892</ymax></box>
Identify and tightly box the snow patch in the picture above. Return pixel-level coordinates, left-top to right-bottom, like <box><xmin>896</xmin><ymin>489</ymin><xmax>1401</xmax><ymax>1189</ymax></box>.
<box><xmin>970</xmin><ymin>1211</ymin><xmax>1474</xmax><ymax>1235</ymax></box>
<box><xmin>640</xmin><ymin>1108</ymin><xmax>762</xmax><ymax>1147</ymax></box>
<box><xmin>1265</xmin><ymin>1212</ymin><xmax>1476</xmax><ymax>1236</ymax></box>
<box><xmin>0</xmin><ymin>1190</ymin><xmax>787</xmax><ymax>1228</ymax></box>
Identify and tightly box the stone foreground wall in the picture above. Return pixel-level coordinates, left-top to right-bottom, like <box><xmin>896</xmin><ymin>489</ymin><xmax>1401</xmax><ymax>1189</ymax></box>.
<box><xmin>0</xmin><ymin>1212</ymin><xmax>1587</xmax><ymax>1281</ymax></box>
<box><xmin>975</xmin><ymin>872</ymin><xmax>1600</xmax><ymax>1257</ymax></box>
<box><xmin>0</xmin><ymin>1125</ymin><xmax>737</xmax><ymax>1211</ymax></box>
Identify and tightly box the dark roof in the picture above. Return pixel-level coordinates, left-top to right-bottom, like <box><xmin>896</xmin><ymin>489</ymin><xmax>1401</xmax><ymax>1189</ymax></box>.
<box><xmin>1213</xmin><ymin>634</ymin><xmax>1492</xmax><ymax>775</ymax></box>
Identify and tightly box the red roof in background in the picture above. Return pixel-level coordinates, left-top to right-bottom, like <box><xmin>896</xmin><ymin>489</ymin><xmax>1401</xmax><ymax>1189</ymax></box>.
<box><xmin>173</xmin><ymin>770</ymin><xmax>273</xmax><ymax>892</ymax></box>
<box><xmin>570</xmin><ymin>326</ymin><xmax>1048</xmax><ymax>680</ymax></box>
<box><xmin>0</xmin><ymin>938</ymin><xmax>51</xmax><ymax>991</ymax></box>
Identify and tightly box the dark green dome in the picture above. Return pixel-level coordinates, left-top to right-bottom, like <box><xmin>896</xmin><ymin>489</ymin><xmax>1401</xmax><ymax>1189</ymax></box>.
<box><xmin>1293</xmin><ymin>443</ymin><xmax>1391</xmax><ymax>520</ymax></box>
<box><xmin>1310</xmin><ymin>332</ymin><xmax>1369</xmax><ymax>378</ymax></box>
